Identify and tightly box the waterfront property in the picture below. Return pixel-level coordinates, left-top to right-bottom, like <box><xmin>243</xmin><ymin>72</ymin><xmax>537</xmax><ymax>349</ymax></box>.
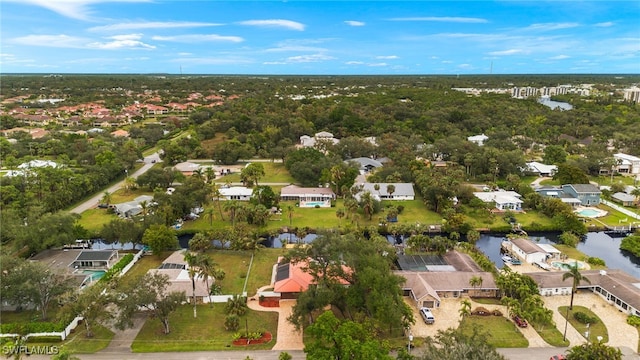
<box><xmin>271</xmin><ymin>257</ymin><xmax>350</xmax><ymax>300</ymax></box>
<box><xmin>395</xmin><ymin>251</ymin><xmax>498</xmax><ymax>308</ymax></box>
<box><xmin>354</xmin><ymin>182</ymin><xmax>415</xmax><ymax>201</ymax></box>
<box><xmin>279</xmin><ymin>184</ymin><xmax>335</xmax><ymax>208</ymax></box>
<box><xmin>473</xmin><ymin>190</ymin><xmax>523</xmax><ymax>211</ymax></box>
<box><xmin>113</xmin><ymin>195</ymin><xmax>154</xmax><ymax>218</ymax></box>
<box><xmin>148</xmin><ymin>250</ymin><xmax>214</xmax><ymax>304</ymax></box>
<box><xmin>561</xmin><ymin>184</ymin><xmax>601</xmax><ymax>206</ymax></box>
<box><xmin>503</xmin><ymin>237</ymin><xmax>549</xmax><ymax>264</ymax></box>
<box><xmin>527</xmin><ymin>269</ymin><xmax>640</xmax><ymax>316</ymax></box>
<box><xmin>70</xmin><ymin>250</ymin><xmax>119</xmax><ymax>270</ymax></box>
<box><xmin>612</xmin><ymin>192</ymin><xmax>636</xmax><ymax>207</ymax></box>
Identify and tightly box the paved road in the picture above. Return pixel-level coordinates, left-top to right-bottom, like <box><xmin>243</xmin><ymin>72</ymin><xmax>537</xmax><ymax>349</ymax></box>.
<box><xmin>69</xmin><ymin>153</ymin><xmax>160</xmax><ymax>214</ymax></box>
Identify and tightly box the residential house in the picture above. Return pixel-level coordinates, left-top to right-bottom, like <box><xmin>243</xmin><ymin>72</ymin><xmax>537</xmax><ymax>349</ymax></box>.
<box><xmin>503</xmin><ymin>238</ymin><xmax>550</xmax><ymax>264</ymax></box>
<box><xmin>527</xmin><ymin>269</ymin><xmax>640</xmax><ymax>316</ymax></box>
<box><xmin>149</xmin><ymin>251</ymin><xmax>214</xmax><ymax>304</ymax></box>
<box><xmin>354</xmin><ymin>183</ymin><xmax>415</xmax><ymax>201</ymax></box>
<box><xmin>113</xmin><ymin>195</ymin><xmax>154</xmax><ymax>218</ymax></box>
<box><xmin>272</xmin><ymin>257</ymin><xmax>350</xmax><ymax>299</ymax></box>
<box><xmin>299</xmin><ymin>131</ymin><xmax>340</xmax><ymax>148</ymax></box>
<box><xmin>526</xmin><ymin>161</ymin><xmax>558</xmax><ymax>177</ymax></box>
<box><xmin>280</xmin><ymin>185</ymin><xmax>335</xmax><ymax>208</ymax></box>
<box><xmin>399</xmin><ymin>271</ymin><xmax>498</xmax><ymax>308</ymax></box>
<box><xmin>467</xmin><ymin>133</ymin><xmax>488</xmax><ymax>146</ymax></box>
<box><xmin>614</xmin><ymin>153</ymin><xmax>640</xmax><ymax>175</ymax></box>
<box><xmin>534</xmin><ymin>186</ymin><xmax>583</xmax><ymax>208</ymax></box>
<box><xmin>561</xmin><ymin>184</ymin><xmax>601</xmax><ymax>206</ymax></box>
<box><xmin>110</xmin><ymin>129</ymin><xmax>130</xmax><ymax>138</ymax></box>
<box><xmin>219</xmin><ymin>186</ymin><xmax>253</xmax><ymax>201</ymax></box>
<box><xmin>473</xmin><ymin>190</ymin><xmax>523</xmax><ymax>211</ymax></box>
<box><xmin>612</xmin><ymin>192</ymin><xmax>636</xmax><ymax>207</ymax></box>
<box><xmin>345</xmin><ymin>157</ymin><xmax>384</xmax><ymax>173</ymax></box>
<box><xmin>173</xmin><ymin>161</ymin><xmax>202</xmax><ymax>176</ymax></box>
<box><xmin>18</xmin><ymin>159</ymin><xmax>58</xmax><ymax>169</ymax></box>
<box><xmin>70</xmin><ymin>250</ymin><xmax>119</xmax><ymax>270</ymax></box>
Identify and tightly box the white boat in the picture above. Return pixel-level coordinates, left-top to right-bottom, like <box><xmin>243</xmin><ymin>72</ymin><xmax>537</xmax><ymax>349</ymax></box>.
<box><xmin>502</xmin><ymin>255</ymin><xmax>512</xmax><ymax>263</ymax></box>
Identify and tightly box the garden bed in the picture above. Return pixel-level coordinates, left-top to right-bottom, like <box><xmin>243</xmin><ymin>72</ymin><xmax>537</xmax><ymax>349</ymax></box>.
<box><xmin>232</xmin><ymin>331</ymin><xmax>272</xmax><ymax>346</ymax></box>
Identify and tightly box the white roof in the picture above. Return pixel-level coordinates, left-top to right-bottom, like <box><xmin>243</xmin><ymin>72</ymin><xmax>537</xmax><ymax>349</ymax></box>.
<box><xmin>467</xmin><ymin>134</ymin><xmax>488</xmax><ymax>141</ymax></box>
<box><xmin>614</xmin><ymin>153</ymin><xmax>640</xmax><ymax>162</ymax></box>
<box><xmin>18</xmin><ymin>160</ymin><xmax>58</xmax><ymax>169</ymax></box>
<box><xmin>219</xmin><ymin>186</ymin><xmax>253</xmax><ymax>197</ymax></box>
<box><xmin>174</xmin><ymin>162</ymin><xmax>201</xmax><ymax>172</ymax></box>
<box><xmin>358</xmin><ymin>183</ymin><xmax>415</xmax><ymax>197</ymax></box>
<box><xmin>473</xmin><ymin>191</ymin><xmax>523</xmax><ymax>204</ymax></box>
<box><xmin>527</xmin><ymin>161</ymin><xmax>557</xmax><ymax>174</ymax></box>
<box><xmin>537</xmin><ymin>244</ymin><xmax>561</xmax><ymax>254</ymax></box>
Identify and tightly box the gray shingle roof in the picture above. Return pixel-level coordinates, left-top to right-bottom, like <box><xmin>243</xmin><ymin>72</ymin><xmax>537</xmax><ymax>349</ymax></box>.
<box><xmin>75</xmin><ymin>250</ymin><xmax>116</xmax><ymax>261</ymax></box>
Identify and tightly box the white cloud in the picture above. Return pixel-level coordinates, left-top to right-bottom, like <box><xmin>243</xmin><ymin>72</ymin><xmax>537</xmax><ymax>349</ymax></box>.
<box><xmin>487</xmin><ymin>49</ymin><xmax>524</xmax><ymax>56</ymax></box>
<box><xmin>520</xmin><ymin>23</ymin><xmax>580</xmax><ymax>32</ymax></box>
<box><xmin>87</xmin><ymin>34</ymin><xmax>155</xmax><ymax>49</ymax></box>
<box><xmin>389</xmin><ymin>16</ymin><xmax>488</xmax><ymax>23</ymax></box>
<box><xmin>285</xmin><ymin>54</ymin><xmax>334</xmax><ymax>63</ymax></box>
<box><xmin>90</xmin><ymin>21</ymin><xmax>221</xmax><ymax>32</ymax></box>
<box><xmin>170</xmin><ymin>57</ymin><xmax>252</xmax><ymax>65</ymax></box>
<box><xmin>238</xmin><ymin>19</ymin><xmax>305</xmax><ymax>31</ymax></box>
<box><xmin>265</xmin><ymin>45</ymin><xmax>327</xmax><ymax>52</ymax></box>
<box><xmin>376</xmin><ymin>55</ymin><xmax>398</xmax><ymax>59</ymax></box>
<box><xmin>549</xmin><ymin>54</ymin><xmax>570</xmax><ymax>60</ymax></box>
<box><xmin>345</xmin><ymin>61</ymin><xmax>364</xmax><ymax>65</ymax></box>
<box><xmin>178</xmin><ymin>52</ymin><xmax>192</xmax><ymax>56</ymax></box>
<box><xmin>6</xmin><ymin>0</ymin><xmax>150</xmax><ymax>21</ymax></box>
<box><xmin>368</xmin><ymin>63</ymin><xmax>388</xmax><ymax>67</ymax></box>
<box><xmin>152</xmin><ymin>34</ymin><xmax>244</xmax><ymax>43</ymax></box>
<box><xmin>10</xmin><ymin>34</ymin><xmax>87</xmax><ymax>48</ymax></box>
<box><xmin>344</xmin><ymin>20</ymin><xmax>365</xmax><ymax>26</ymax></box>
<box><xmin>595</xmin><ymin>22</ymin><xmax>614</xmax><ymax>27</ymax></box>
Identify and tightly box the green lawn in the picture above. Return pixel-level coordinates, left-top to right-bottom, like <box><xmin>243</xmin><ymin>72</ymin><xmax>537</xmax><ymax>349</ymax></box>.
<box><xmin>529</xmin><ymin>319</ymin><xmax>569</xmax><ymax>347</ymax></box>
<box><xmin>59</xmin><ymin>325</ymin><xmax>114</xmax><ymax>353</ymax></box>
<box><xmin>131</xmin><ymin>305</ymin><xmax>278</xmax><ymax>352</ymax></box>
<box><xmin>217</xmin><ymin>162</ymin><xmax>296</xmax><ymax>184</ymax></box>
<box><xmin>458</xmin><ymin>315</ymin><xmax>528</xmax><ymax>348</ymax></box>
<box><xmin>120</xmin><ymin>252</ymin><xmax>171</xmax><ymax>282</ymax></box>
<box><xmin>208</xmin><ymin>248</ymin><xmax>281</xmax><ymax>296</ymax></box>
<box><xmin>77</xmin><ymin>208</ymin><xmax>115</xmax><ymax>232</ymax></box>
<box><xmin>558</xmin><ymin>306</ymin><xmax>608</xmax><ymax>344</ymax></box>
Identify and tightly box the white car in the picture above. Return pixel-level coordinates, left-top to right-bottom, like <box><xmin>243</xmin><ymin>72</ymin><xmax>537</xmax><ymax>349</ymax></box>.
<box><xmin>419</xmin><ymin>307</ymin><xmax>435</xmax><ymax>324</ymax></box>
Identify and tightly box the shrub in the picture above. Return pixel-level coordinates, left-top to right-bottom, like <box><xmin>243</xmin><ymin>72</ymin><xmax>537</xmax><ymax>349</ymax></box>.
<box><xmin>573</xmin><ymin>311</ymin><xmax>598</xmax><ymax>324</ymax></box>
<box><xmin>224</xmin><ymin>314</ymin><xmax>240</xmax><ymax>331</ymax></box>
<box><xmin>471</xmin><ymin>307</ymin><xmax>491</xmax><ymax>316</ymax></box>
<box><xmin>279</xmin><ymin>352</ymin><xmax>293</xmax><ymax>360</ymax></box>
<box><xmin>100</xmin><ymin>253</ymin><xmax>134</xmax><ymax>282</ymax></box>
<box><xmin>492</xmin><ymin>309</ymin><xmax>503</xmax><ymax>317</ymax></box>
<box><xmin>586</xmin><ymin>257</ymin><xmax>606</xmax><ymax>266</ymax></box>
<box><xmin>0</xmin><ymin>321</ymin><xmax>66</xmax><ymax>334</ymax></box>
<box><xmin>627</xmin><ymin>315</ymin><xmax>640</xmax><ymax>327</ymax></box>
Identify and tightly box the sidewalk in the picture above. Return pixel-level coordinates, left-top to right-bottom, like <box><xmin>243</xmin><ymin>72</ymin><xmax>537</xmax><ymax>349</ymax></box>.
<box><xmin>247</xmin><ymin>287</ymin><xmax>304</xmax><ymax>351</ymax></box>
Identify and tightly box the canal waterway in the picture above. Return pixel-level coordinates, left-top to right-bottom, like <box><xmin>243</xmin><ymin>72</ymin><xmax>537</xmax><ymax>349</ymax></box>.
<box><xmin>476</xmin><ymin>232</ymin><xmax>640</xmax><ymax>278</ymax></box>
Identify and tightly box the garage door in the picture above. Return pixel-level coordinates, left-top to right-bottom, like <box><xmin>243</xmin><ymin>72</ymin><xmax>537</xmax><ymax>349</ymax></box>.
<box><xmin>422</xmin><ymin>300</ymin><xmax>435</xmax><ymax>308</ymax></box>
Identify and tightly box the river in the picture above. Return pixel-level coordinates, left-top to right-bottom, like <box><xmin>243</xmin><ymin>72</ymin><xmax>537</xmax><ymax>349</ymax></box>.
<box><xmin>476</xmin><ymin>232</ymin><xmax>640</xmax><ymax>278</ymax></box>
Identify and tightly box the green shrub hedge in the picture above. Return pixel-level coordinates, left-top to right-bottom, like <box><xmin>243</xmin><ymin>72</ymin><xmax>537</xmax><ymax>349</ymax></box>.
<box><xmin>100</xmin><ymin>253</ymin><xmax>134</xmax><ymax>282</ymax></box>
<box><xmin>0</xmin><ymin>321</ymin><xmax>66</xmax><ymax>335</ymax></box>
<box><xmin>574</xmin><ymin>311</ymin><xmax>598</xmax><ymax>324</ymax></box>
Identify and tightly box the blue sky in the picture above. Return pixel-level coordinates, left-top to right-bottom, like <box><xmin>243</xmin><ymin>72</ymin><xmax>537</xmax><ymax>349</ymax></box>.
<box><xmin>1</xmin><ymin>1</ymin><xmax>639</xmax><ymax>75</ymax></box>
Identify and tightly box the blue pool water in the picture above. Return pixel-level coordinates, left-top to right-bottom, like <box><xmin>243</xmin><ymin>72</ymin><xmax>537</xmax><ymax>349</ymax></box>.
<box><xmin>577</xmin><ymin>209</ymin><xmax>601</xmax><ymax>217</ymax></box>
<box><xmin>303</xmin><ymin>201</ymin><xmax>326</xmax><ymax>207</ymax></box>
<box><xmin>82</xmin><ymin>270</ymin><xmax>106</xmax><ymax>281</ymax></box>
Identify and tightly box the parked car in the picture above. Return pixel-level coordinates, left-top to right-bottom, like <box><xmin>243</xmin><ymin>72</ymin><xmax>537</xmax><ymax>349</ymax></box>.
<box><xmin>512</xmin><ymin>315</ymin><xmax>528</xmax><ymax>328</ymax></box>
<box><xmin>419</xmin><ymin>307</ymin><xmax>435</xmax><ymax>324</ymax></box>
<box><xmin>549</xmin><ymin>355</ymin><xmax>566</xmax><ymax>360</ymax></box>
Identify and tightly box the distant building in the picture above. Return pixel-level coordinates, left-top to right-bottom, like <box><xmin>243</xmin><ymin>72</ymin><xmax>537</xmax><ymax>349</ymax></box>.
<box><xmin>219</xmin><ymin>186</ymin><xmax>253</xmax><ymax>201</ymax></box>
<box><xmin>345</xmin><ymin>157</ymin><xmax>384</xmax><ymax>173</ymax></box>
<box><xmin>71</xmin><ymin>250</ymin><xmax>119</xmax><ymax>270</ymax></box>
<box><xmin>526</xmin><ymin>161</ymin><xmax>557</xmax><ymax>177</ymax></box>
<box><xmin>354</xmin><ymin>183</ymin><xmax>415</xmax><ymax>201</ymax></box>
<box><xmin>561</xmin><ymin>184</ymin><xmax>601</xmax><ymax>206</ymax></box>
<box><xmin>467</xmin><ymin>134</ymin><xmax>488</xmax><ymax>146</ymax></box>
<box><xmin>613</xmin><ymin>153</ymin><xmax>640</xmax><ymax>175</ymax></box>
<box><xmin>280</xmin><ymin>185</ymin><xmax>335</xmax><ymax>208</ymax></box>
<box><xmin>473</xmin><ymin>190</ymin><xmax>523</xmax><ymax>211</ymax></box>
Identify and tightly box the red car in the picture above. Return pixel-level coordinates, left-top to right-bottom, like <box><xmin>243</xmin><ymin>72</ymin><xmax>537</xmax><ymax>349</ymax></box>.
<box><xmin>512</xmin><ymin>315</ymin><xmax>528</xmax><ymax>328</ymax></box>
<box><xmin>550</xmin><ymin>355</ymin><xmax>566</xmax><ymax>360</ymax></box>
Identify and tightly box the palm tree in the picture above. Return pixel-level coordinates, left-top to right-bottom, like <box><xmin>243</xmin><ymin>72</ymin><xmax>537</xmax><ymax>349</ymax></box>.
<box><xmin>205</xmin><ymin>207</ymin><xmax>215</xmax><ymax>226</ymax></box>
<box><xmin>631</xmin><ymin>187</ymin><xmax>640</xmax><ymax>206</ymax></box>
<box><xmin>459</xmin><ymin>299</ymin><xmax>471</xmax><ymax>319</ymax></box>
<box><xmin>223</xmin><ymin>200</ymin><xmax>241</xmax><ymax>226</ymax></box>
<box><xmin>101</xmin><ymin>191</ymin><xmax>112</xmax><ymax>206</ymax></box>
<box><xmin>183</xmin><ymin>251</ymin><xmax>201</xmax><ymax>318</ymax></box>
<box><xmin>225</xmin><ymin>294</ymin><xmax>248</xmax><ymax>316</ymax></box>
<box><xmin>562</xmin><ymin>263</ymin><xmax>591</xmax><ymax>310</ymax></box>
<box><xmin>386</xmin><ymin>184</ymin><xmax>396</xmax><ymax>199</ymax></box>
<box><xmin>124</xmin><ymin>176</ymin><xmax>136</xmax><ymax>194</ymax></box>
<box><xmin>335</xmin><ymin>208</ymin><xmax>345</xmax><ymax>226</ymax></box>
<box><xmin>360</xmin><ymin>191</ymin><xmax>375</xmax><ymax>220</ymax></box>
<box><xmin>196</xmin><ymin>255</ymin><xmax>217</xmax><ymax>306</ymax></box>
<box><xmin>211</xmin><ymin>184</ymin><xmax>225</xmax><ymax>221</ymax></box>
<box><xmin>469</xmin><ymin>275</ymin><xmax>482</xmax><ymax>296</ymax></box>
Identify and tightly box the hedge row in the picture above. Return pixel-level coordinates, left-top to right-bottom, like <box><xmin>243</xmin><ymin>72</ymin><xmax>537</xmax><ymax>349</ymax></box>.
<box><xmin>0</xmin><ymin>321</ymin><xmax>66</xmax><ymax>335</ymax></box>
<box><xmin>100</xmin><ymin>253</ymin><xmax>134</xmax><ymax>283</ymax></box>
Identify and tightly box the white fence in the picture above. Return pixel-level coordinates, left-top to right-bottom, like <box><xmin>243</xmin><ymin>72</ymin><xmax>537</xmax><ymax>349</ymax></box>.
<box><xmin>0</xmin><ymin>316</ymin><xmax>84</xmax><ymax>341</ymax></box>
<box><xmin>119</xmin><ymin>248</ymin><xmax>145</xmax><ymax>276</ymax></box>
<box><xmin>601</xmin><ymin>199</ymin><xmax>640</xmax><ymax>220</ymax></box>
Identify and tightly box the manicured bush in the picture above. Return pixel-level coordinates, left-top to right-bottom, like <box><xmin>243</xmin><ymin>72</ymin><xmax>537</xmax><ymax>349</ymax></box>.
<box><xmin>586</xmin><ymin>257</ymin><xmax>606</xmax><ymax>266</ymax></box>
<box><xmin>224</xmin><ymin>314</ymin><xmax>240</xmax><ymax>331</ymax></box>
<box><xmin>0</xmin><ymin>321</ymin><xmax>66</xmax><ymax>334</ymax></box>
<box><xmin>627</xmin><ymin>315</ymin><xmax>640</xmax><ymax>327</ymax></box>
<box><xmin>100</xmin><ymin>253</ymin><xmax>134</xmax><ymax>282</ymax></box>
<box><xmin>574</xmin><ymin>311</ymin><xmax>598</xmax><ymax>324</ymax></box>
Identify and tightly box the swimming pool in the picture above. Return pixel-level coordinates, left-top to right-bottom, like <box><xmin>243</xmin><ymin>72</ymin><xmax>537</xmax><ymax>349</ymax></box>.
<box><xmin>575</xmin><ymin>207</ymin><xmax>607</xmax><ymax>218</ymax></box>
<box><xmin>302</xmin><ymin>201</ymin><xmax>327</xmax><ymax>207</ymax></box>
<box><xmin>82</xmin><ymin>270</ymin><xmax>106</xmax><ymax>281</ymax></box>
<box><xmin>551</xmin><ymin>261</ymin><xmax>587</xmax><ymax>270</ymax></box>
